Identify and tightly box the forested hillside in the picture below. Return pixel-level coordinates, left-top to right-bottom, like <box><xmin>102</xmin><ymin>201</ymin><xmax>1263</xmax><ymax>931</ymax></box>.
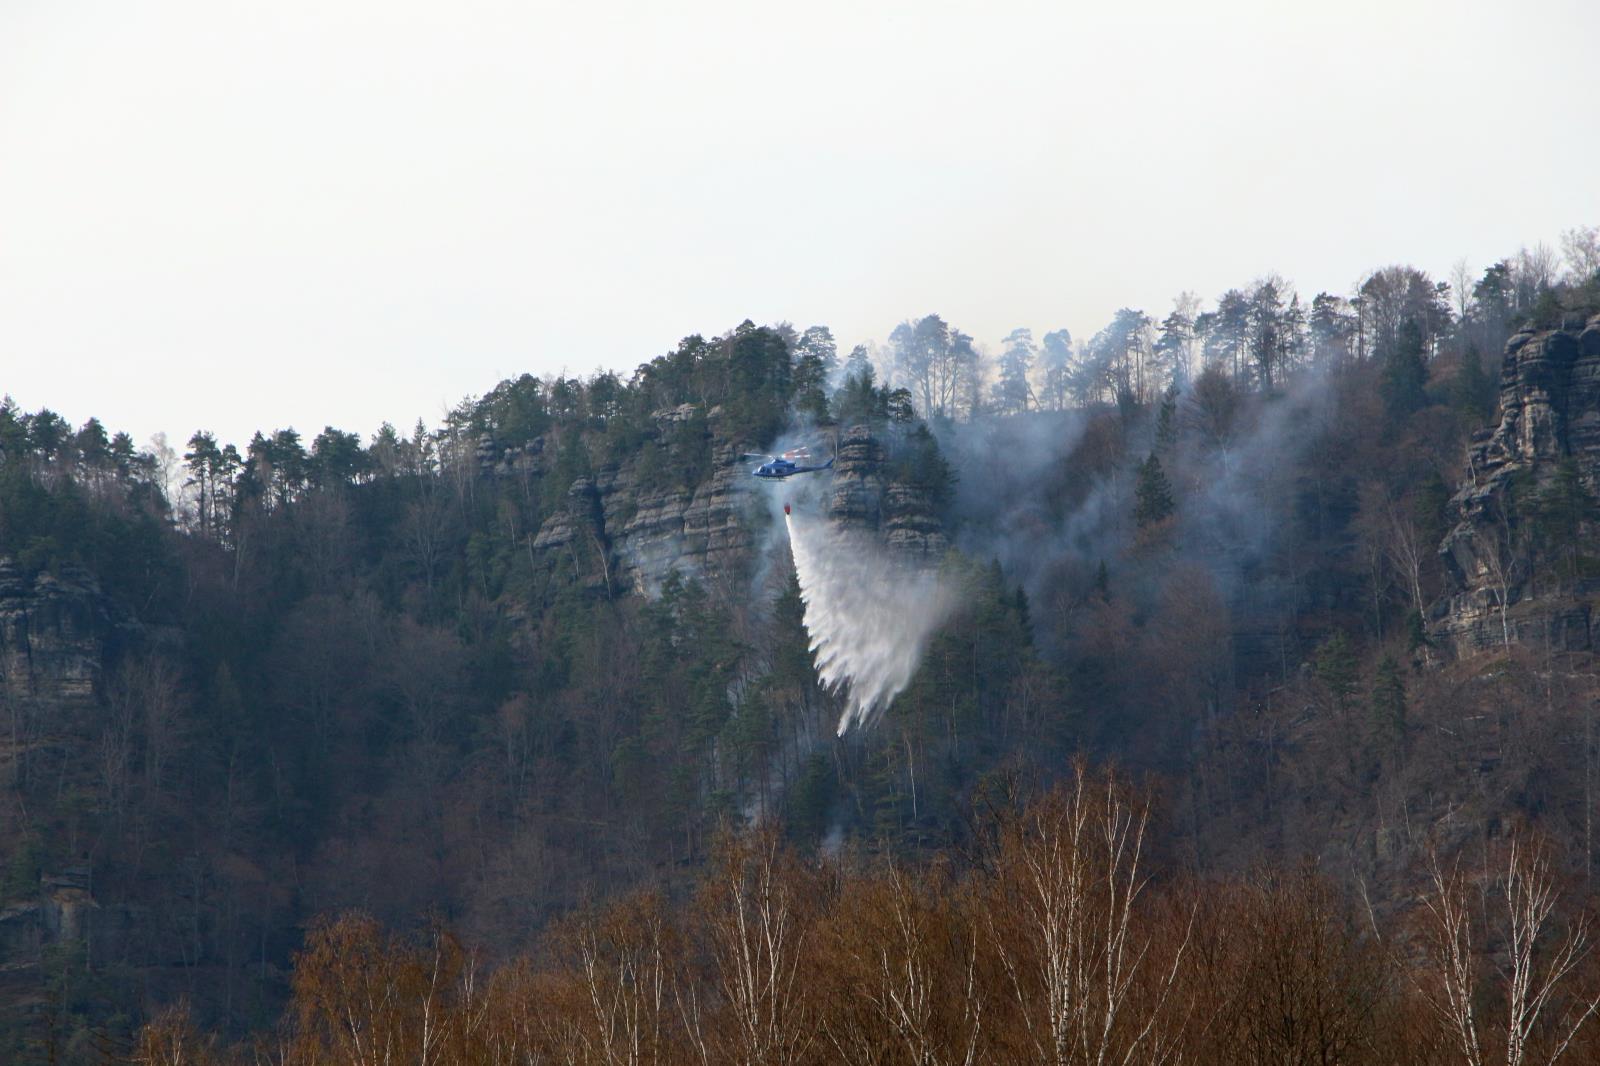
<box><xmin>3</xmin><ymin>234</ymin><xmax>1600</xmax><ymax>1062</ymax></box>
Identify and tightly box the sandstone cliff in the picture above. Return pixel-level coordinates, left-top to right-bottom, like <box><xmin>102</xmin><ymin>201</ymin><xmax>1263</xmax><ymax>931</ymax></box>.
<box><xmin>0</xmin><ymin>562</ymin><xmax>135</xmax><ymax>976</ymax></box>
<box><xmin>827</xmin><ymin>424</ymin><xmax>948</xmax><ymax>562</ymax></box>
<box><xmin>484</xmin><ymin>413</ymin><xmax>949</xmax><ymax>597</ymax></box>
<box><xmin>1433</xmin><ymin>313</ymin><xmax>1600</xmax><ymax>655</ymax></box>
<box><xmin>0</xmin><ymin>558</ymin><xmax>118</xmax><ymax>708</ymax></box>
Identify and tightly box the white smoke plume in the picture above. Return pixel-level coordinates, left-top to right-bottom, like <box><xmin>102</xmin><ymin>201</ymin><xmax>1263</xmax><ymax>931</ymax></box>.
<box><xmin>785</xmin><ymin>510</ymin><xmax>956</xmax><ymax>735</ymax></box>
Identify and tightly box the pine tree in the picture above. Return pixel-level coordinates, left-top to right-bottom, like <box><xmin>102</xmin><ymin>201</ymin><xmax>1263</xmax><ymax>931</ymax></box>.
<box><xmin>842</xmin><ymin>343</ymin><xmax>873</xmax><ymax>384</ymax></box>
<box><xmin>991</xmin><ymin>328</ymin><xmax>1036</xmax><ymax>415</ymax></box>
<box><xmin>1451</xmin><ymin>344</ymin><xmax>1494</xmax><ymax>422</ymax></box>
<box><xmin>1038</xmin><ymin>329</ymin><xmax>1074</xmax><ymax>410</ymax></box>
<box><xmin>1380</xmin><ymin>319</ymin><xmax>1428</xmax><ymax>421</ymax></box>
<box><xmin>1155</xmin><ymin>387</ymin><xmax>1178</xmax><ymax>453</ymax></box>
<box><xmin>1155</xmin><ymin>308</ymin><xmax>1195</xmax><ymax>389</ymax></box>
<box><xmin>833</xmin><ymin>366</ymin><xmax>887</xmax><ymax>426</ymax></box>
<box><xmin>184</xmin><ymin>431</ymin><xmax>221</xmax><ymax>534</ymax></box>
<box><xmin>1309</xmin><ymin>292</ymin><xmax>1355</xmax><ymax>366</ymax></box>
<box><xmin>1134</xmin><ymin>453</ymin><xmax>1175</xmax><ymax>528</ymax></box>
<box><xmin>1012</xmin><ymin>585</ymin><xmax>1033</xmax><ymax>646</ymax></box>
<box><xmin>792</xmin><ymin>326</ymin><xmax>837</xmax><ymax>423</ymax></box>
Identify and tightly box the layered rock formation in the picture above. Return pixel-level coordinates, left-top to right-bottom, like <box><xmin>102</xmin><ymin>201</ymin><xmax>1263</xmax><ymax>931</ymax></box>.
<box><xmin>828</xmin><ymin>425</ymin><xmax>947</xmax><ymax>562</ymax></box>
<box><xmin>0</xmin><ymin>559</ymin><xmax>118</xmax><ymax>706</ymax></box>
<box><xmin>510</xmin><ymin>414</ymin><xmax>949</xmax><ymax>597</ymax></box>
<box><xmin>520</xmin><ymin>405</ymin><xmax>763</xmax><ymax>596</ymax></box>
<box><xmin>608</xmin><ymin>446</ymin><xmax>755</xmax><ymax>594</ymax></box>
<box><xmin>1433</xmin><ymin>313</ymin><xmax>1600</xmax><ymax>655</ymax></box>
<box><xmin>0</xmin><ymin>563</ymin><xmax>131</xmax><ymax>973</ymax></box>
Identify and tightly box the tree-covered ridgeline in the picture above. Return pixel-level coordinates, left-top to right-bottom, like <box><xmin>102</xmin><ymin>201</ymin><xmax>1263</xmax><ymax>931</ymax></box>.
<box><xmin>0</xmin><ymin>239</ymin><xmax>1597</xmax><ymax>1060</ymax></box>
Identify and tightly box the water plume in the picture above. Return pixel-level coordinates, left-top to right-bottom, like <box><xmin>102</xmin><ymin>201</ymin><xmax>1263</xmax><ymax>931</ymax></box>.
<box><xmin>785</xmin><ymin>510</ymin><xmax>956</xmax><ymax>735</ymax></box>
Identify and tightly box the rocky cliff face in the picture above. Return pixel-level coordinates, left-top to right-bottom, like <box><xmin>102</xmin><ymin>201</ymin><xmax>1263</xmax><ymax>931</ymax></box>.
<box><xmin>827</xmin><ymin>425</ymin><xmax>947</xmax><ymax>562</ymax></box>
<box><xmin>604</xmin><ymin>446</ymin><xmax>756</xmax><ymax>596</ymax></box>
<box><xmin>502</xmin><ymin>405</ymin><xmax>756</xmax><ymax>596</ymax></box>
<box><xmin>0</xmin><ymin>563</ymin><xmax>133</xmax><ymax>973</ymax></box>
<box><xmin>0</xmin><ymin>559</ymin><xmax>118</xmax><ymax>708</ymax></box>
<box><xmin>483</xmin><ymin>414</ymin><xmax>949</xmax><ymax>597</ymax></box>
<box><xmin>1433</xmin><ymin>313</ymin><xmax>1600</xmax><ymax>655</ymax></box>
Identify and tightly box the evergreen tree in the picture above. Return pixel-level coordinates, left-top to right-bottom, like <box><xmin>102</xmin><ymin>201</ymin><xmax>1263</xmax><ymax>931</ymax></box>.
<box><xmin>1309</xmin><ymin>292</ymin><xmax>1355</xmax><ymax>366</ymax></box>
<box><xmin>1282</xmin><ymin>292</ymin><xmax>1308</xmax><ymax>372</ymax></box>
<box><xmin>792</xmin><ymin>326</ymin><xmax>837</xmax><ymax>423</ymax></box>
<box><xmin>108</xmin><ymin>431</ymin><xmax>138</xmax><ymax>480</ymax></box>
<box><xmin>184</xmin><ymin>431</ymin><xmax>221</xmax><ymax>534</ymax></box>
<box><xmin>991</xmin><ymin>328</ymin><xmax>1035</xmax><ymax>415</ymax></box>
<box><xmin>310</xmin><ymin>426</ymin><xmax>367</xmax><ymax>488</ymax></box>
<box><xmin>885</xmin><ymin>388</ymin><xmax>917</xmax><ymax>424</ymax></box>
<box><xmin>1205</xmin><ymin>289</ymin><xmax>1252</xmax><ymax>383</ymax></box>
<box><xmin>1248</xmin><ymin>278</ymin><xmax>1286</xmax><ymax>390</ymax></box>
<box><xmin>1012</xmin><ymin>585</ymin><xmax>1033</xmax><ymax>646</ymax></box>
<box><xmin>74</xmin><ymin>418</ymin><xmax>110</xmax><ymax>476</ymax></box>
<box><xmin>1380</xmin><ymin>319</ymin><xmax>1428</xmax><ymax>421</ymax></box>
<box><xmin>1154</xmin><ymin>308</ymin><xmax>1194</xmax><ymax>390</ymax></box>
<box><xmin>1038</xmin><ymin>328</ymin><xmax>1074</xmax><ymax>410</ymax></box>
<box><xmin>1154</xmin><ymin>386</ymin><xmax>1178</xmax><ymax>453</ymax></box>
<box><xmin>1134</xmin><ymin>453</ymin><xmax>1175</xmax><ymax>528</ymax></box>
<box><xmin>793</xmin><ymin>325</ymin><xmax>838</xmax><ymax>378</ymax></box>
<box><xmin>833</xmin><ymin>367</ymin><xmax>888</xmax><ymax>426</ymax></box>
<box><xmin>1470</xmin><ymin>261</ymin><xmax>1515</xmax><ymax>353</ymax></box>
<box><xmin>1451</xmin><ymin>344</ymin><xmax>1495</xmax><ymax>422</ymax></box>
<box><xmin>842</xmin><ymin>343</ymin><xmax>873</xmax><ymax>384</ymax></box>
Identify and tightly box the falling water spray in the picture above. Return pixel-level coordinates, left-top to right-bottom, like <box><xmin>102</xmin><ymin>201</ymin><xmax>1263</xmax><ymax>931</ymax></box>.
<box><xmin>784</xmin><ymin>507</ymin><xmax>956</xmax><ymax>735</ymax></box>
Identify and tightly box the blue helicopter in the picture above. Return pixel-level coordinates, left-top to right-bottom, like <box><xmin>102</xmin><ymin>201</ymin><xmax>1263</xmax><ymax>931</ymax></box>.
<box><xmin>745</xmin><ymin>446</ymin><xmax>835</xmax><ymax>480</ymax></box>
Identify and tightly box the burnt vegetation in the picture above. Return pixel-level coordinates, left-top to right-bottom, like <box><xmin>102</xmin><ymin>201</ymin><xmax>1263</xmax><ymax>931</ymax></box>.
<box><xmin>3</xmin><ymin>236</ymin><xmax>1600</xmax><ymax>1062</ymax></box>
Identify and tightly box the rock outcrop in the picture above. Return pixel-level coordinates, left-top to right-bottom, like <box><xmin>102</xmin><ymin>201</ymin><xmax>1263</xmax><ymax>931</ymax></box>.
<box><xmin>0</xmin><ymin>566</ymin><xmax>146</xmax><ymax>975</ymax></box>
<box><xmin>510</xmin><ymin>415</ymin><xmax>949</xmax><ymax>598</ymax></box>
<box><xmin>828</xmin><ymin>425</ymin><xmax>947</xmax><ymax>562</ymax></box>
<box><xmin>827</xmin><ymin>426</ymin><xmax>886</xmax><ymax>529</ymax></box>
<box><xmin>522</xmin><ymin>406</ymin><xmax>761</xmax><ymax>597</ymax></box>
<box><xmin>610</xmin><ymin>445</ymin><xmax>756</xmax><ymax>594</ymax></box>
<box><xmin>0</xmin><ymin>558</ymin><xmax>119</xmax><ymax>707</ymax></box>
<box><xmin>1433</xmin><ymin>313</ymin><xmax>1600</xmax><ymax>655</ymax></box>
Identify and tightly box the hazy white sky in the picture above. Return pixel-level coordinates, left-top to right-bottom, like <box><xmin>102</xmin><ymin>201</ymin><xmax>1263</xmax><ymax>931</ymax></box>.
<box><xmin>2</xmin><ymin>0</ymin><xmax>1596</xmax><ymax>449</ymax></box>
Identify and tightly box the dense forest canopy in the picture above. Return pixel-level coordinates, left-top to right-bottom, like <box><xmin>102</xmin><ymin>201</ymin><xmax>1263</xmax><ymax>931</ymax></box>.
<box><xmin>2</xmin><ymin>234</ymin><xmax>1600</xmax><ymax>1062</ymax></box>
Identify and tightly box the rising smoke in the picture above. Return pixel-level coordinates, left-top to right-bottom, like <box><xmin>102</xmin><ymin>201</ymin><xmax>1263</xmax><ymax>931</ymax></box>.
<box><xmin>784</xmin><ymin>509</ymin><xmax>955</xmax><ymax>735</ymax></box>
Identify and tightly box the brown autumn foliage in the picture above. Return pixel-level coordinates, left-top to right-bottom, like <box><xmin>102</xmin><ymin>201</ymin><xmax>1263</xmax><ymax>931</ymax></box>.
<box><xmin>139</xmin><ymin>762</ymin><xmax>1600</xmax><ymax>1066</ymax></box>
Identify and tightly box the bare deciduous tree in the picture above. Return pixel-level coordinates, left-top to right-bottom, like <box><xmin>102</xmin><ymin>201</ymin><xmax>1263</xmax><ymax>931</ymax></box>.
<box><xmin>817</xmin><ymin>863</ymin><xmax>983</xmax><ymax>1066</ymax></box>
<box><xmin>686</xmin><ymin>828</ymin><xmax>823</xmax><ymax>1066</ymax></box>
<box><xmin>1419</xmin><ymin>836</ymin><xmax>1600</xmax><ymax>1066</ymax></box>
<box><xmin>135</xmin><ymin>1000</ymin><xmax>218</xmax><ymax>1066</ymax></box>
<box><xmin>1560</xmin><ymin>226</ymin><xmax>1600</xmax><ymax>285</ymax></box>
<box><xmin>982</xmin><ymin>759</ymin><xmax>1191</xmax><ymax>1066</ymax></box>
<box><xmin>554</xmin><ymin>891</ymin><xmax>676</xmax><ymax>1066</ymax></box>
